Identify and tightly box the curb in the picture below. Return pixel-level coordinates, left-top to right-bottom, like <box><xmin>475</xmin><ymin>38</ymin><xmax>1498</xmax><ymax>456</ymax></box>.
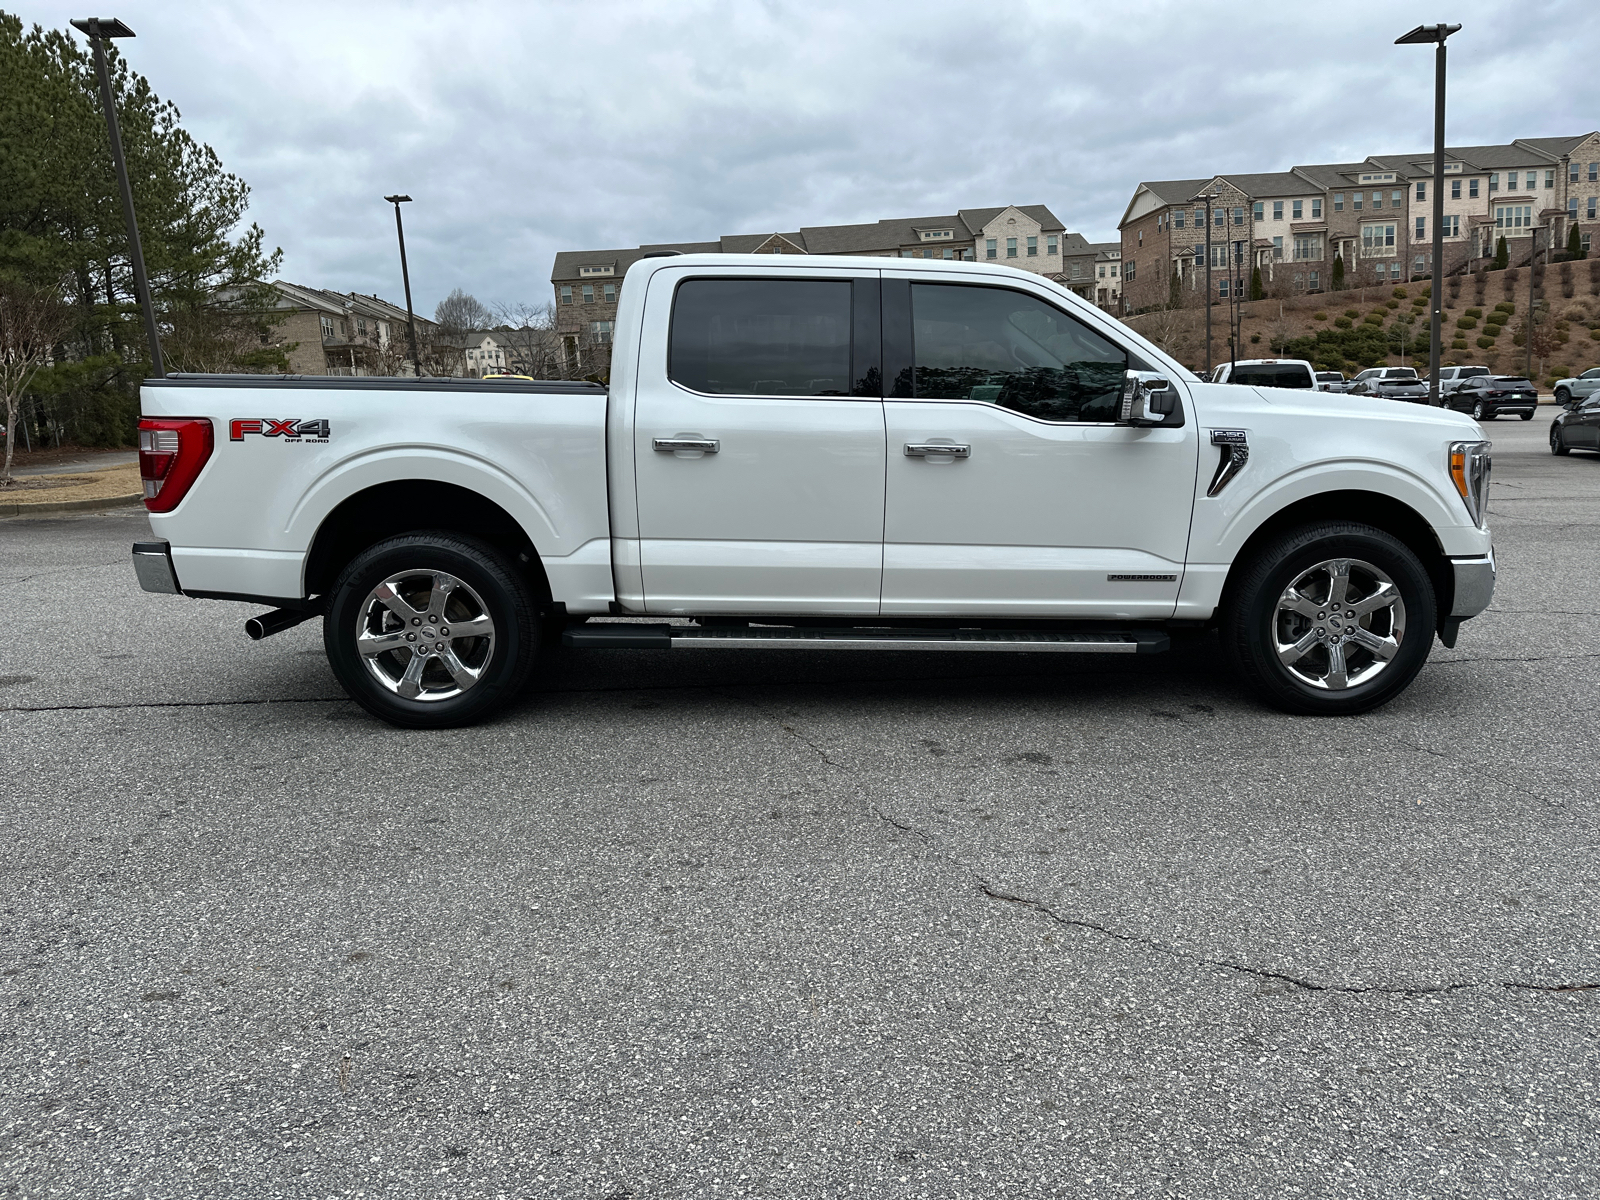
<box><xmin>0</xmin><ymin>493</ymin><xmax>143</xmax><ymax>518</ymax></box>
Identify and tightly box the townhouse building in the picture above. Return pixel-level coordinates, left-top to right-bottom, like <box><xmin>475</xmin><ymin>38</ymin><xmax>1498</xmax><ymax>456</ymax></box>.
<box><xmin>1119</xmin><ymin>132</ymin><xmax>1600</xmax><ymax>313</ymax></box>
<box><xmin>267</xmin><ymin>282</ymin><xmax>431</xmax><ymax>375</ymax></box>
<box><xmin>551</xmin><ymin>205</ymin><xmax>1077</xmax><ymax>370</ymax></box>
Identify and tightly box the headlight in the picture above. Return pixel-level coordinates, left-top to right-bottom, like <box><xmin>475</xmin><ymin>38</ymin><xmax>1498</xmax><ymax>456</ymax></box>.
<box><xmin>1448</xmin><ymin>440</ymin><xmax>1492</xmax><ymax>529</ymax></box>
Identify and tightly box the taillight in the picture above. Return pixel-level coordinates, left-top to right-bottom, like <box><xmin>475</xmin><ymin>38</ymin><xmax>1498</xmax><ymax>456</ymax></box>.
<box><xmin>138</xmin><ymin>418</ymin><xmax>214</xmax><ymax>513</ymax></box>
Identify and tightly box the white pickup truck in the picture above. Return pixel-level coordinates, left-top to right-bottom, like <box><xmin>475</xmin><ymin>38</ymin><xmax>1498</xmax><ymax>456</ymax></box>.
<box><xmin>131</xmin><ymin>254</ymin><xmax>1495</xmax><ymax>727</ymax></box>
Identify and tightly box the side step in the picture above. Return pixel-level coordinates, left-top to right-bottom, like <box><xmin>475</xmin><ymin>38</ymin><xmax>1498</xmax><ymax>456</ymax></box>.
<box><xmin>563</xmin><ymin>624</ymin><xmax>1169</xmax><ymax>654</ymax></box>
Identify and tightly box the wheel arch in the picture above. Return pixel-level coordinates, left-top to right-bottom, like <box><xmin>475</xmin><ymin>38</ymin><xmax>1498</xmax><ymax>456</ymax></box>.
<box><xmin>303</xmin><ymin>480</ymin><xmax>552</xmax><ymax>602</ymax></box>
<box><xmin>1217</xmin><ymin>490</ymin><xmax>1453</xmax><ymax>624</ymax></box>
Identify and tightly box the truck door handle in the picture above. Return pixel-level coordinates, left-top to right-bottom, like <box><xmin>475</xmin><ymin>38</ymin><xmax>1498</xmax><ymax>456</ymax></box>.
<box><xmin>653</xmin><ymin>437</ymin><xmax>719</xmax><ymax>453</ymax></box>
<box><xmin>904</xmin><ymin>442</ymin><xmax>970</xmax><ymax>458</ymax></box>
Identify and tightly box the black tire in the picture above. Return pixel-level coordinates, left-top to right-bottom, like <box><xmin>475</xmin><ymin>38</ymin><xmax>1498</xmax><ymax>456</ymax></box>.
<box><xmin>1221</xmin><ymin>522</ymin><xmax>1437</xmax><ymax>716</ymax></box>
<box><xmin>324</xmin><ymin>532</ymin><xmax>538</xmax><ymax>728</ymax></box>
<box><xmin>1555</xmin><ymin>387</ymin><xmax>1570</xmax><ymax>406</ymax></box>
<box><xmin>1551</xmin><ymin>424</ymin><xmax>1570</xmax><ymax>455</ymax></box>
<box><xmin>1519</xmin><ymin>411</ymin><xmax>1533</xmax><ymax>420</ymax></box>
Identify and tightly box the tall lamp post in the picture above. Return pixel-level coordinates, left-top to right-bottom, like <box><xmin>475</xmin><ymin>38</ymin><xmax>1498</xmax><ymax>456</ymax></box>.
<box><xmin>384</xmin><ymin>195</ymin><xmax>422</xmax><ymax>377</ymax></box>
<box><xmin>1396</xmin><ymin>22</ymin><xmax>1462</xmax><ymax>407</ymax></box>
<box><xmin>1195</xmin><ymin>190</ymin><xmax>1215</xmax><ymax>378</ymax></box>
<box><xmin>70</xmin><ymin>17</ymin><xmax>163</xmax><ymax>377</ymax></box>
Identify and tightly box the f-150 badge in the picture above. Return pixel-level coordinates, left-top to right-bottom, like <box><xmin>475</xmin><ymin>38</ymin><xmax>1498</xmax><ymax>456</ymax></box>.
<box><xmin>230</xmin><ymin>419</ymin><xmax>330</xmax><ymax>442</ymax></box>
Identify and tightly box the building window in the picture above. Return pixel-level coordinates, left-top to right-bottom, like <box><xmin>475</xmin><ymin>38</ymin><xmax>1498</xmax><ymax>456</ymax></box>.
<box><xmin>320</xmin><ymin>316</ymin><xmax>334</xmax><ymax>340</ymax></box>
<box><xmin>1415</xmin><ymin>216</ymin><xmax>1426</xmax><ymax>240</ymax></box>
<box><xmin>1546</xmin><ymin>169</ymin><xmax>1555</xmax><ymax>189</ymax></box>
<box><xmin>1309</xmin><ymin>271</ymin><xmax>1319</xmax><ymax>290</ymax></box>
<box><xmin>1469</xmin><ymin>178</ymin><xmax>1479</xmax><ymax>198</ymax></box>
<box><xmin>1494</xmin><ymin>204</ymin><xmax>1532</xmax><ymax>229</ymax></box>
<box><xmin>560</xmin><ymin>285</ymin><xmax>573</xmax><ymax>304</ymax></box>
<box><xmin>1590</xmin><ymin>162</ymin><xmax>1598</xmax><ymax>181</ymax></box>
<box><xmin>1136</xmin><ymin>231</ymin><xmax>1143</xmax><ymax>247</ymax></box>
<box><xmin>1269</xmin><ymin>201</ymin><xmax>1280</xmax><ymax>220</ymax></box>
<box><xmin>603</xmin><ymin>283</ymin><xmax>616</xmax><ymax>303</ymax></box>
<box><xmin>1361</xmin><ymin>223</ymin><xmax>1396</xmax><ymax>254</ymax></box>
<box><xmin>1047</xmin><ymin>234</ymin><xmax>1058</xmax><ymax>255</ymax></box>
<box><xmin>1124</xmin><ymin>261</ymin><xmax>1134</xmax><ymax>281</ymax></box>
<box><xmin>1214</xmin><ymin>207</ymin><xmax>1225</xmax><ymax>227</ymax></box>
<box><xmin>1194</xmin><ymin>208</ymin><xmax>1204</xmax><ymax>227</ymax></box>
<box><xmin>1571</xmin><ymin>163</ymin><xmax>1581</xmax><ymax>183</ymax></box>
<box><xmin>1218</xmin><ymin>278</ymin><xmax>1229</xmax><ymax>298</ymax></box>
<box><xmin>1444</xmin><ymin>214</ymin><xmax>1460</xmax><ymax>237</ymax></box>
<box><xmin>1312</xmin><ymin>198</ymin><xmax>1322</xmax><ymax>219</ymax></box>
<box><xmin>1569</xmin><ymin>198</ymin><xmax>1579</xmax><ymax>219</ymax></box>
<box><xmin>1353</xmin><ymin>193</ymin><xmax>1363</xmax><ymax>211</ymax></box>
<box><xmin>1006</xmin><ymin>237</ymin><xmax>1017</xmax><ymax>258</ymax></box>
<box><xmin>357</xmin><ymin>318</ymin><xmax>367</xmax><ymax>335</ymax></box>
<box><xmin>1272</xmin><ymin>235</ymin><xmax>1283</xmax><ymax>260</ymax></box>
<box><xmin>1110</xmin><ymin>263</ymin><xmax>1119</xmax><ymax>277</ymax></box>
<box><xmin>589</xmin><ymin>320</ymin><xmax>614</xmax><ymax>344</ymax></box>
<box><xmin>1489</xmin><ymin>173</ymin><xmax>1499</xmax><ymax>192</ymax></box>
<box><xmin>986</xmin><ymin>238</ymin><xmax>997</xmax><ymax>259</ymax></box>
<box><xmin>1173</xmin><ymin>211</ymin><xmax>1184</xmax><ymax>229</ymax></box>
<box><xmin>942</xmin><ymin>247</ymin><xmax>954</xmax><ymax>260</ymax></box>
<box><xmin>1334</xmin><ymin>193</ymin><xmax>1344</xmax><ymax>212</ymax></box>
<box><xmin>1210</xmin><ymin>244</ymin><xmax>1228</xmax><ymax>269</ymax></box>
<box><xmin>582</xmin><ymin>284</ymin><xmax>594</xmax><ymax>303</ymax></box>
<box><xmin>1416</xmin><ymin>181</ymin><xmax>1426</xmax><ymax>201</ymax></box>
<box><xmin>1451</xmin><ymin>179</ymin><xmax>1461</xmax><ymax>199</ymax></box>
<box><xmin>1590</xmin><ymin>197</ymin><xmax>1598</xmax><ymax>220</ymax></box>
<box><xmin>1097</xmin><ymin>265</ymin><xmax>1105</xmax><ymax>278</ymax></box>
<box><xmin>1026</xmin><ymin>235</ymin><xmax>1038</xmax><ymax>257</ymax></box>
<box><xmin>1231</xmin><ymin>207</ymin><xmax>1244</xmax><ymax>226</ymax></box>
<box><xmin>1293</xmin><ymin>234</ymin><xmax>1322</xmax><ymax>261</ymax></box>
<box><xmin>1293</xmin><ymin>199</ymin><xmax>1304</xmax><ymax>219</ymax></box>
<box><xmin>1414</xmin><ymin>255</ymin><xmax>1427</xmax><ymax>275</ymax></box>
<box><xmin>1583</xmin><ymin>233</ymin><xmax>1593</xmax><ymax>254</ymax></box>
<box><xmin>1193</xmin><ymin>245</ymin><xmax>1204</xmax><ymax>267</ymax></box>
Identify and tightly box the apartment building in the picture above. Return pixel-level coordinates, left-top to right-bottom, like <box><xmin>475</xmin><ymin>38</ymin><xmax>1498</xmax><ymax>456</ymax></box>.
<box><xmin>267</xmin><ymin>282</ymin><xmax>429</xmax><ymax>375</ymax></box>
<box><xmin>1118</xmin><ymin>132</ymin><xmax>1600</xmax><ymax>313</ymax></box>
<box><xmin>551</xmin><ymin>205</ymin><xmax>1076</xmax><ymax>368</ymax></box>
<box><xmin>1056</xmin><ymin>240</ymin><xmax>1119</xmax><ymax>305</ymax></box>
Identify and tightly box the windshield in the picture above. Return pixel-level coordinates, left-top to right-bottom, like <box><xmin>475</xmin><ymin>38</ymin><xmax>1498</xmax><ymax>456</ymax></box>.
<box><xmin>1317</xmin><ymin>373</ymin><xmax>1342</xmax><ymax>382</ymax></box>
<box><xmin>1231</xmin><ymin>364</ymin><xmax>1312</xmax><ymax>389</ymax></box>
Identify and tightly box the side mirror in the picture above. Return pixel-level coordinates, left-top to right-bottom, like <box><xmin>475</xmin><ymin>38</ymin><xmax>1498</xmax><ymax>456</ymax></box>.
<box><xmin>1120</xmin><ymin>370</ymin><xmax>1177</xmax><ymax>425</ymax></box>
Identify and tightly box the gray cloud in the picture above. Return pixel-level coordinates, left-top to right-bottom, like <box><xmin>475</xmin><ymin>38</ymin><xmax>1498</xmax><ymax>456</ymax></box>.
<box><xmin>17</xmin><ymin>0</ymin><xmax>1593</xmax><ymax>313</ymax></box>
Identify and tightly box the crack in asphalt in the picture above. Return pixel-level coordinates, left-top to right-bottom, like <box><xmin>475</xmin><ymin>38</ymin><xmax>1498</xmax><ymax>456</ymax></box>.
<box><xmin>1</xmin><ymin>697</ymin><xmax>349</xmax><ymax>714</ymax></box>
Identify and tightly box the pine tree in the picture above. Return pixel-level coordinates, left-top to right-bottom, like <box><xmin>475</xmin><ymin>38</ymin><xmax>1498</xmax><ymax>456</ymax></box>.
<box><xmin>1249</xmin><ymin>266</ymin><xmax>1264</xmax><ymax>301</ymax></box>
<box><xmin>1569</xmin><ymin>224</ymin><xmax>1584</xmax><ymax>259</ymax></box>
<box><xmin>1493</xmin><ymin>236</ymin><xmax>1509</xmax><ymax>271</ymax></box>
<box><xmin>1331</xmin><ymin>253</ymin><xmax>1345</xmax><ymax>291</ymax></box>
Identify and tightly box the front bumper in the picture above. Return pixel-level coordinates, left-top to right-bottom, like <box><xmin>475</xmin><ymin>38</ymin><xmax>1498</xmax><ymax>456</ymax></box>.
<box><xmin>132</xmin><ymin>540</ymin><xmax>181</xmax><ymax>595</ymax></box>
<box><xmin>1450</xmin><ymin>549</ymin><xmax>1495</xmax><ymax>618</ymax></box>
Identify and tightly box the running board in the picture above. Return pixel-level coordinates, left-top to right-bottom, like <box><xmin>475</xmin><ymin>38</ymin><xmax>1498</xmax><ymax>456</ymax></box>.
<box><xmin>563</xmin><ymin>625</ymin><xmax>1169</xmax><ymax>654</ymax></box>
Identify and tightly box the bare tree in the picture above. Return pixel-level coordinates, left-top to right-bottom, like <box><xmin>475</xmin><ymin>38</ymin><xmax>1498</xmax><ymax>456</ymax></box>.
<box><xmin>434</xmin><ymin>288</ymin><xmax>492</xmax><ymax>334</ymax></box>
<box><xmin>1</xmin><ymin>281</ymin><xmax>76</xmax><ymax>486</ymax></box>
<box><xmin>490</xmin><ymin>301</ymin><xmax>594</xmax><ymax>379</ymax></box>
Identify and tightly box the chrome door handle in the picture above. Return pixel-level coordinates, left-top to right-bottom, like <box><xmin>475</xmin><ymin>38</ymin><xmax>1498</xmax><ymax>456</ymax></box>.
<box><xmin>904</xmin><ymin>442</ymin><xmax>970</xmax><ymax>458</ymax></box>
<box><xmin>653</xmin><ymin>437</ymin><xmax>719</xmax><ymax>453</ymax></box>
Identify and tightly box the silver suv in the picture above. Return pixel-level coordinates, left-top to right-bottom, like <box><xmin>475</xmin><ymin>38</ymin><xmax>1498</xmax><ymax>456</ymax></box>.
<box><xmin>1431</xmin><ymin>365</ymin><xmax>1491</xmax><ymax>396</ymax></box>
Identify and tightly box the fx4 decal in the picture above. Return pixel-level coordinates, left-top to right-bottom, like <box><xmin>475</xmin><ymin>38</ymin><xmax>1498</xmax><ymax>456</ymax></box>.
<box><xmin>230</xmin><ymin>418</ymin><xmax>331</xmax><ymax>442</ymax></box>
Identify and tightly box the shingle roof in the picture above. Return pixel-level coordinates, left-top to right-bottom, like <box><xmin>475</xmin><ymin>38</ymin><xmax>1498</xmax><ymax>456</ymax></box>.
<box><xmin>958</xmin><ymin>205</ymin><xmax>1066</xmax><ymax>233</ymax></box>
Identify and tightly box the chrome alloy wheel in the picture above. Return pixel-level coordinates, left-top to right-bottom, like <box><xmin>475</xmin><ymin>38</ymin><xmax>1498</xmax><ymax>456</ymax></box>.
<box><xmin>355</xmin><ymin>570</ymin><xmax>496</xmax><ymax>701</ymax></box>
<box><xmin>1272</xmin><ymin>557</ymin><xmax>1406</xmax><ymax>691</ymax></box>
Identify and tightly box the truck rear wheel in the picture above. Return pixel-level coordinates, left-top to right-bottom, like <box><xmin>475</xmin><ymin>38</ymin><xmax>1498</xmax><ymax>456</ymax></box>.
<box><xmin>324</xmin><ymin>532</ymin><xmax>538</xmax><ymax>728</ymax></box>
<box><xmin>1221</xmin><ymin>522</ymin><xmax>1436</xmax><ymax>716</ymax></box>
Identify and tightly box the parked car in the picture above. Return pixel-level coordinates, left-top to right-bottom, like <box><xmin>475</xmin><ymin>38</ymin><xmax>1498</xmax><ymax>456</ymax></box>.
<box><xmin>1351</xmin><ymin>375</ymin><xmax>1431</xmax><ymax>404</ymax></box>
<box><xmin>130</xmin><ymin>253</ymin><xmax>1495</xmax><ymax>726</ymax></box>
<box><xmin>1209</xmin><ymin>359</ymin><xmax>1317</xmax><ymax>389</ymax></box>
<box><xmin>1314</xmin><ymin>371</ymin><xmax>1349</xmax><ymax>392</ymax></box>
<box><xmin>1430</xmin><ymin>365</ymin><xmax>1491</xmax><ymax>396</ymax></box>
<box><xmin>1447</xmin><ymin>375</ymin><xmax>1538</xmax><ymax>421</ymax></box>
<box><xmin>1350</xmin><ymin>366</ymin><xmax>1420</xmax><ymax>389</ymax></box>
<box><xmin>1553</xmin><ymin>367</ymin><xmax>1600</xmax><ymax>407</ymax></box>
<box><xmin>1550</xmin><ymin>393</ymin><xmax>1600</xmax><ymax>454</ymax></box>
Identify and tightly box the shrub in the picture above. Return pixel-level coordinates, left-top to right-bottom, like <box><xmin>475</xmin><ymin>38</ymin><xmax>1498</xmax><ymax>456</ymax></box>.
<box><xmin>1334</xmin><ymin>316</ymin><xmax>1352</xmax><ymax>329</ymax></box>
<box><xmin>1418</xmin><ymin>285</ymin><xmax>1431</xmax><ymax>299</ymax></box>
<box><xmin>1476</xmin><ymin>335</ymin><xmax>1495</xmax><ymax>349</ymax></box>
<box><xmin>1465</xmin><ymin>307</ymin><xmax>1483</xmax><ymax>318</ymax></box>
<box><xmin>1344</xmin><ymin>309</ymin><xmax>1360</xmax><ymax>319</ymax></box>
<box><xmin>1456</xmin><ymin>316</ymin><xmax>1478</xmax><ymax>330</ymax></box>
<box><xmin>1495</xmin><ymin>301</ymin><xmax>1515</xmax><ymax>315</ymax></box>
<box><xmin>1393</xmin><ymin>287</ymin><xmax>1408</xmax><ymax>299</ymax></box>
<box><xmin>1250</xmin><ymin>333</ymin><xmax>1261</xmax><ymax>344</ymax></box>
<box><xmin>1363</xmin><ymin>312</ymin><xmax>1385</xmax><ymax>326</ymax></box>
<box><xmin>1483</xmin><ymin>322</ymin><xmax>1503</xmax><ymax>338</ymax></box>
<box><xmin>1385</xmin><ymin>299</ymin><xmax>1400</xmax><ymax>309</ymax></box>
<box><xmin>1592</xmin><ymin>328</ymin><xmax>1600</xmax><ymax>341</ymax></box>
<box><xmin>1313</xmin><ymin>311</ymin><xmax>1328</xmax><ymax>321</ymax></box>
<box><xmin>1451</xmin><ymin>338</ymin><xmax>1469</xmax><ymax>350</ymax></box>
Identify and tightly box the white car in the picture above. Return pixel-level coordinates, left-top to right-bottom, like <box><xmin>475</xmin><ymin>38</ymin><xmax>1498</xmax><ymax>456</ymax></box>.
<box><xmin>1553</xmin><ymin>367</ymin><xmax>1600</xmax><ymax>407</ymax></box>
<box><xmin>130</xmin><ymin>254</ymin><xmax>1495</xmax><ymax>727</ymax></box>
<box><xmin>1209</xmin><ymin>359</ymin><xmax>1317</xmax><ymax>389</ymax></box>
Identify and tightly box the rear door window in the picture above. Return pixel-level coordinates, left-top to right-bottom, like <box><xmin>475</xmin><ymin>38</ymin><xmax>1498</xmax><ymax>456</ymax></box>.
<box><xmin>1231</xmin><ymin>364</ymin><xmax>1313</xmax><ymax>389</ymax></box>
<box><xmin>908</xmin><ymin>283</ymin><xmax>1128</xmax><ymax>422</ymax></box>
<box><xmin>670</xmin><ymin>279</ymin><xmax>853</xmax><ymax>396</ymax></box>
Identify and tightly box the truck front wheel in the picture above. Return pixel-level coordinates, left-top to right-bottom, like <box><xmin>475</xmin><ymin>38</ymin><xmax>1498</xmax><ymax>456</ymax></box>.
<box><xmin>324</xmin><ymin>532</ymin><xmax>538</xmax><ymax>728</ymax></box>
<box><xmin>1221</xmin><ymin>522</ymin><xmax>1436</xmax><ymax>716</ymax></box>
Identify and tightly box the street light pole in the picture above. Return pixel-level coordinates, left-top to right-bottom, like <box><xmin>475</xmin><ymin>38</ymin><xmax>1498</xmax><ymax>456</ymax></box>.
<box><xmin>1397</xmin><ymin>22</ymin><xmax>1461</xmax><ymax>407</ymax></box>
<box><xmin>1197</xmin><ymin>191</ymin><xmax>1215</xmax><ymax>377</ymax></box>
<box><xmin>71</xmin><ymin>17</ymin><xmax>163</xmax><ymax>377</ymax></box>
<box><xmin>384</xmin><ymin>195</ymin><xmax>422</xmax><ymax>377</ymax></box>
<box><xmin>1527</xmin><ymin>223</ymin><xmax>1541</xmax><ymax>380</ymax></box>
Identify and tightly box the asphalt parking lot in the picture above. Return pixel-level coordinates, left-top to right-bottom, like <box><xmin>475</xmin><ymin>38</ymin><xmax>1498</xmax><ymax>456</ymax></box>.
<box><xmin>2</xmin><ymin>414</ymin><xmax>1597</xmax><ymax>1199</ymax></box>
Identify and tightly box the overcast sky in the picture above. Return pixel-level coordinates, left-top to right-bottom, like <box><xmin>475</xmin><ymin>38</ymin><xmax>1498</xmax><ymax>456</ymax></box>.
<box><xmin>14</xmin><ymin>0</ymin><xmax>1594</xmax><ymax>316</ymax></box>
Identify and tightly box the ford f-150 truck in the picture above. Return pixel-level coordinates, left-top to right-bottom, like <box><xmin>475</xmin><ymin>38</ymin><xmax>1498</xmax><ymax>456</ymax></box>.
<box><xmin>130</xmin><ymin>254</ymin><xmax>1495</xmax><ymax>727</ymax></box>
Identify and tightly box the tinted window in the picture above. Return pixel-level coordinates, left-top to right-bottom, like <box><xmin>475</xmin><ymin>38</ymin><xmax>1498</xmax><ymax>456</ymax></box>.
<box><xmin>1462</xmin><ymin>367</ymin><xmax>1489</xmax><ymax>377</ymax></box>
<box><xmin>909</xmin><ymin>284</ymin><xmax>1126</xmax><ymax>422</ymax></box>
<box><xmin>1317</xmin><ymin>372</ymin><xmax>1342</xmax><ymax>382</ymax></box>
<box><xmin>670</xmin><ymin>279</ymin><xmax>851</xmax><ymax>396</ymax></box>
<box><xmin>1233</xmin><ymin>364</ymin><xmax>1313</xmax><ymax>389</ymax></box>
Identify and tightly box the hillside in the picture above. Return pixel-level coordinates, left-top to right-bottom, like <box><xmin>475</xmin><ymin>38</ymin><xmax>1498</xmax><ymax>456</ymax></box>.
<box><xmin>1124</xmin><ymin>257</ymin><xmax>1600</xmax><ymax>386</ymax></box>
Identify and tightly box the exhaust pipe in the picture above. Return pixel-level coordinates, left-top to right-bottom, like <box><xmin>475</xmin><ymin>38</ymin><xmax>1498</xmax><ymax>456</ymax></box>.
<box><xmin>245</xmin><ymin>607</ymin><xmax>318</xmax><ymax>641</ymax></box>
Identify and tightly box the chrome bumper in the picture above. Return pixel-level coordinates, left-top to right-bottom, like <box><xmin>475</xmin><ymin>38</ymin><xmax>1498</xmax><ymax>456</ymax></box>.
<box><xmin>132</xmin><ymin>540</ymin><xmax>181</xmax><ymax>595</ymax></box>
<box><xmin>1450</xmin><ymin>549</ymin><xmax>1495</xmax><ymax>619</ymax></box>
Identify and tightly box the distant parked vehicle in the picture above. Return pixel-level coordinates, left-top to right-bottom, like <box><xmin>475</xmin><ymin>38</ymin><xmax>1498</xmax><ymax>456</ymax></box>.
<box><xmin>1314</xmin><ymin>371</ymin><xmax>1349</xmax><ymax>392</ymax></box>
<box><xmin>1552</xmin><ymin>367</ymin><xmax>1600</xmax><ymax>407</ymax></box>
<box><xmin>1430</xmin><ymin>365</ymin><xmax>1491</xmax><ymax>396</ymax></box>
<box><xmin>1351</xmin><ymin>375</ymin><xmax>1431</xmax><ymax>404</ymax></box>
<box><xmin>1447</xmin><ymin>375</ymin><xmax>1538</xmax><ymax>421</ymax></box>
<box><xmin>1350</xmin><ymin>366</ymin><xmax>1420</xmax><ymax>390</ymax></box>
<box><xmin>1209</xmin><ymin>359</ymin><xmax>1317</xmax><ymax>389</ymax></box>
<box><xmin>1551</xmin><ymin>392</ymin><xmax>1600</xmax><ymax>454</ymax></box>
